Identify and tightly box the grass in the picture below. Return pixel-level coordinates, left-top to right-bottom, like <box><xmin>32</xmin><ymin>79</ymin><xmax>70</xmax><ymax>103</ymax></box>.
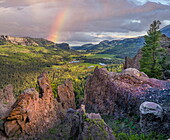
<box><xmin>102</xmin><ymin>115</ymin><xmax>169</xmax><ymax>140</ymax></box>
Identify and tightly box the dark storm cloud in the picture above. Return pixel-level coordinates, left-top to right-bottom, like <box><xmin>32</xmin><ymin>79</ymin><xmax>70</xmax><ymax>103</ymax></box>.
<box><xmin>0</xmin><ymin>0</ymin><xmax>170</xmax><ymax>45</ymax></box>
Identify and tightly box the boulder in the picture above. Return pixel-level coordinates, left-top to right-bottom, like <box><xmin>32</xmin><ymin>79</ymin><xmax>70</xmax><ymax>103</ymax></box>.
<box><xmin>139</xmin><ymin>101</ymin><xmax>163</xmax><ymax>118</ymax></box>
<box><xmin>139</xmin><ymin>101</ymin><xmax>169</xmax><ymax>133</ymax></box>
<box><xmin>3</xmin><ymin>72</ymin><xmax>64</xmax><ymax>138</ymax></box>
<box><xmin>57</xmin><ymin>80</ymin><xmax>76</xmax><ymax>110</ymax></box>
<box><xmin>84</xmin><ymin>67</ymin><xmax>170</xmax><ymax>116</ymax></box>
<box><xmin>0</xmin><ymin>84</ymin><xmax>16</xmax><ymax>119</ymax></box>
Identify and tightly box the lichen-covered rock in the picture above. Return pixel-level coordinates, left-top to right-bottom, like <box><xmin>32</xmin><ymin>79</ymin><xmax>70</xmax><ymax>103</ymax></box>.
<box><xmin>84</xmin><ymin>67</ymin><xmax>170</xmax><ymax>116</ymax></box>
<box><xmin>57</xmin><ymin>80</ymin><xmax>76</xmax><ymax>110</ymax></box>
<box><xmin>0</xmin><ymin>84</ymin><xmax>16</xmax><ymax>119</ymax></box>
<box><xmin>3</xmin><ymin>72</ymin><xmax>64</xmax><ymax>138</ymax></box>
<box><xmin>139</xmin><ymin>101</ymin><xmax>169</xmax><ymax>133</ymax></box>
<box><xmin>41</xmin><ymin>105</ymin><xmax>115</xmax><ymax>140</ymax></box>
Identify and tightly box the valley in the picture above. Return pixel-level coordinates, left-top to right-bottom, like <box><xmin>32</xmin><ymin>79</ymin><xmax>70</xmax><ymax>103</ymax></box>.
<box><xmin>0</xmin><ymin>24</ymin><xmax>170</xmax><ymax>140</ymax></box>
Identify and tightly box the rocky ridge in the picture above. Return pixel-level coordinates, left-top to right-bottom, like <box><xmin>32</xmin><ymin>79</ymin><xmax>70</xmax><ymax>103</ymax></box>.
<box><xmin>0</xmin><ymin>35</ymin><xmax>54</xmax><ymax>47</ymax></box>
<box><xmin>84</xmin><ymin>67</ymin><xmax>170</xmax><ymax>116</ymax></box>
<box><xmin>0</xmin><ymin>72</ymin><xmax>77</xmax><ymax>138</ymax></box>
<box><xmin>0</xmin><ymin>72</ymin><xmax>115</xmax><ymax>140</ymax></box>
<box><xmin>3</xmin><ymin>72</ymin><xmax>63</xmax><ymax>138</ymax></box>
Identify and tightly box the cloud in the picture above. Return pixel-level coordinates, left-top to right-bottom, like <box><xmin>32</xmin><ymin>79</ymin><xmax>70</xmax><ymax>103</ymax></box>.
<box><xmin>0</xmin><ymin>0</ymin><xmax>170</xmax><ymax>45</ymax></box>
<box><xmin>129</xmin><ymin>0</ymin><xmax>170</xmax><ymax>5</ymax></box>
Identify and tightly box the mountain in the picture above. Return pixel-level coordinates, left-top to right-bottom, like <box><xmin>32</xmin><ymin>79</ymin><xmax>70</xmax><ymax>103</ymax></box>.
<box><xmin>99</xmin><ymin>37</ymin><xmax>144</xmax><ymax>58</ymax></box>
<box><xmin>0</xmin><ymin>35</ymin><xmax>54</xmax><ymax>47</ymax></box>
<box><xmin>72</xmin><ymin>37</ymin><xmax>144</xmax><ymax>58</ymax></box>
<box><xmin>160</xmin><ymin>25</ymin><xmax>170</xmax><ymax>37</ymax></box>
<box><xmin>72</xmin><ymin>24</ymin><xmax>170</xmax><ymax>59</ymax></box>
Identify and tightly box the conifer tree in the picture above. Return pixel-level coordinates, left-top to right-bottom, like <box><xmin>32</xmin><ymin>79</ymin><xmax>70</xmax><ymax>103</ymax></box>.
<box><xmin>140</xmin><ymin>20</ymin><xmax>165</xmax><ymax>79</ymax></box>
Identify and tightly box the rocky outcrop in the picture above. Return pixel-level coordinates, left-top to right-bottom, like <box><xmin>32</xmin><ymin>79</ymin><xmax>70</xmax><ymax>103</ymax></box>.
<box><xmin>124</xmin><ymin>50</ymin><xmax>142</xmax><ymax>70</ymax></box>
<box><xmin>41</xmin><ymin>105</ymin><xmax>116</xmax><ymax>140</ymax></box>
<box><xmin>0</xmin><ymin>85</ymin><xmax>16</xmax><ymax>119</ymax></box>
<box><xmin>57</xmin><ymin>80</ymin><xmax>76</xmax><ymax>110</ymax></box>
<box><xmin>84</xmin><ymin>67</ymin><xmax>170</xmax><ymax>116</ymax></box>
<box><xmin>140</xmin><ymin>101</ymin><xmax>170</xmax><ymax>134</ymax></box>
<box><xmin>0</xmin><ymin>35</ymin><xmax>54</xmax><ymax>46</ymax></box>
<box><xmin>3</xmin><ymin>72</ymin><xmax>64</xmax><ymax>138</ymax></box>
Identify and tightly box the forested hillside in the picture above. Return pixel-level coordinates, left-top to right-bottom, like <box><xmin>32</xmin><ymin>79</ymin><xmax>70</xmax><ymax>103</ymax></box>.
<box><xmin>0</xmin><ymin>40</ymin><xmax>122</xmax><ymax>105</ymax></box>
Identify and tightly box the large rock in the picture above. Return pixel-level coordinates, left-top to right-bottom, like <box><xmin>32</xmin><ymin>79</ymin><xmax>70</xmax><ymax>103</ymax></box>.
<box><xmin>41</xmin><ymin>105</ymin><xmax>116</xmax><ymax>140</ymax></box>
<box><xmin>140</xmin><ymin>101</ymin><xmax>163</xmax><ymax>118</ymax></box>
<box><xmin>3</xmin><ymin>72</ymin><xmax>64</xmax><ymax>138</ymax></box>
<box><xmin>140</xmin><ymin>101</ymin><xmax>169</xmax><ymax>133</ymax></box>
<box><xmin>0</xmin><ymin>84</ymin><xmax>16</xmax><ymax>119</ymax></box>
<box><xmin>84</xmin><ymin>67</ymin><xmax>170</xmax><ymax>116</ymax></box>
<box><xmin>124</xmin><ymin>50</ymin><xmax>142</xmax><ymax>70</ymax></box>
<box><xmin>57</xmin><ymin>80</ymin><xmax>76</xmax><ymax>110</ymax></box>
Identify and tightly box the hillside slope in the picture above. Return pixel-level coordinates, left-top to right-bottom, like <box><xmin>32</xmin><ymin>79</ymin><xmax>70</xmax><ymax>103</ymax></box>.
<box><xmin>0</xmin><ymin>43</ymin><xmax>78</xmax><ymax>94</ymax></box>
<box><xmin>72</xmin><ymin>37</ymin><xmax>144</xmax><ymax>58</ymax></box>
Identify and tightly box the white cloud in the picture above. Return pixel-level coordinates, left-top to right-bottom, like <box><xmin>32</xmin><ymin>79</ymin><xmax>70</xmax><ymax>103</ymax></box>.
<box><xmin>131</xmin><ymin>20</ymin><xmax>141</xmax><ymax>23</ymax></box>
<box><xmin>162</xmin><ymin>20</ymin><xmax>170</xmax><ymax>26</ymax></box>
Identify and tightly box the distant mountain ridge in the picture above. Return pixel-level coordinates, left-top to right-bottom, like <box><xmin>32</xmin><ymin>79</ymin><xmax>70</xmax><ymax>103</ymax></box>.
<box><xmin>72</xmin><ymin>37</ymin><xmax>144</xmax><ymax>58</ymax></box>
<box><xmin>161</xmin><ymin>25</ymin><xmax>170</xmax><ymax>37</ymax></box>
<box><xmin>72</xmin><ymin>24</ymin><xmax>170</xmax><ymax>58</ymax></box>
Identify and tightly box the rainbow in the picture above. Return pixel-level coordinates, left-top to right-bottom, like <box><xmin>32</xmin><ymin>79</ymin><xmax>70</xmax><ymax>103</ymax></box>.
<box><xmin>48</xmin><ymin>9</ymin><xmax>70</xmax><ymax>43</ymax></box>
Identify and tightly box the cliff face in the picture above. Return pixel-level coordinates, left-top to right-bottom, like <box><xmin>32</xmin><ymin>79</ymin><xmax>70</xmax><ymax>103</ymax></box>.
<box><xmin>84</xmin><ymin>67</ymin><xmax>170</xmax><ymax>116</ymax></box>
<box><xmin>0</xmin><ymin>35</ymin><xmax>54</xmax><ymax>46</ymax></box>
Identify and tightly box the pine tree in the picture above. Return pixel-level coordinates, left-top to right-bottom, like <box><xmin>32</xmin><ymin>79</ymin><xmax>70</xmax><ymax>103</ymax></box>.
<box><xmin>140</xmin><ymin>20</ymin><xmax>165</xmax><ymax>79</ymax></box>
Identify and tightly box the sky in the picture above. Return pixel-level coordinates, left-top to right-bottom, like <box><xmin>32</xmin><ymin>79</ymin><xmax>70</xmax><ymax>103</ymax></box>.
<box><xmin>0</xmin><ymin>0</ymin><xmax>170</xmax><ymax>46</ymax></box>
